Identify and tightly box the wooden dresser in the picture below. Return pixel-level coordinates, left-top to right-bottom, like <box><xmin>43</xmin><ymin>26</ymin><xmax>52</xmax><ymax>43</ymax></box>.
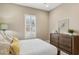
<box><xmin>50</xmin><ymin>33</ymin><xmax>79</xmax><ymax>55</ymax></box>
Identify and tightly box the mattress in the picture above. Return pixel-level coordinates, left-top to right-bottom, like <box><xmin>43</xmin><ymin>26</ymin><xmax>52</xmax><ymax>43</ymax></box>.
<box><xmin>20</xmin><ymin>39</ymin><xmax>57</xmax><ymax>55</ymax></box>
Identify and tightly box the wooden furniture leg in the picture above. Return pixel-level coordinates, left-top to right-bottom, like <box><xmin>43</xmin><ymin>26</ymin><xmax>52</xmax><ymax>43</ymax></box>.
<box><xmin>57</xmin><ymin>49</ymin><xmax>60</xmax><ymax>55</ymax></box>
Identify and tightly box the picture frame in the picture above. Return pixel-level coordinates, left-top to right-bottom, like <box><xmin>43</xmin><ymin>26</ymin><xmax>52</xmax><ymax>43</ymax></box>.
<box><xmin>58</xmin><ymin>18</ymin><xmax>69</xmax><ymax>33</ymax></box>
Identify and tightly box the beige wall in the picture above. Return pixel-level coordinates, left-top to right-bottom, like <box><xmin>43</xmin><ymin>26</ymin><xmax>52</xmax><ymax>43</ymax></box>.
<box><xmin>49</xmin><ymin>3</ymin><xmax>79</xmax><ymax>33</ymax></box>
<box><xmin>0</xmin><ymin>4</ymin><xmax>49</xmax><ymax>40</ymax></box>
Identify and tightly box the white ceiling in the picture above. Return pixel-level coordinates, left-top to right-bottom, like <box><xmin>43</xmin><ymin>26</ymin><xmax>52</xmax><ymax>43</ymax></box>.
<box><xmin>16</xmin><ymin>3</ymin><xmax>61</xmax><ymax>11</ymax></box>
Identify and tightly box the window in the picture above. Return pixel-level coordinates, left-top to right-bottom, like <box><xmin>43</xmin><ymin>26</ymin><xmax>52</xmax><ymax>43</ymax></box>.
<box><xmin>25</xmin><ymin>15</ymin><xmax>36</xmax><ymax>39</ymax></box>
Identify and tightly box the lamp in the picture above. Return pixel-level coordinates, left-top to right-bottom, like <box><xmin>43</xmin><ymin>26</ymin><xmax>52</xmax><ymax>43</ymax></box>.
<box><xmin>0</xmin><ymin>23</ymin><xmax>8</xmax><ymax>31</ymax></box>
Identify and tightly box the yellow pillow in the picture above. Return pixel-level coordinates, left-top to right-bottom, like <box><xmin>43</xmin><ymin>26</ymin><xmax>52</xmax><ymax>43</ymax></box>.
<box><xmin>9</xmin><ymin>37</ymin><xmax>20</xmax><ymax>55</ymax></box>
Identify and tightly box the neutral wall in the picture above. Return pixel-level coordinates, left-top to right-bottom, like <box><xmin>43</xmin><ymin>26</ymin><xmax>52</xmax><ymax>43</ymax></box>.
<box><xmin>49</xmin><ymin>3</ymin><xmax>79</xmax><ymax>33</ymax></box>
<box><xmin>0</xmin><ymin>4</ymin><xmax>49</xmax><ymax>40</ymax></box>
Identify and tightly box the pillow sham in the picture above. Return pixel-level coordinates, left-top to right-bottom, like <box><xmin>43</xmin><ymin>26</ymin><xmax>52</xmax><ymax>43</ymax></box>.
<box><xmin>0</xmin><ymin>32</ymin><xmax>8</xmax><ymax>42</ymax></box>
<box><xmin>0</xmin><ymin>30</ymin><xmax>19</xmax><ymax>43</ymax></box>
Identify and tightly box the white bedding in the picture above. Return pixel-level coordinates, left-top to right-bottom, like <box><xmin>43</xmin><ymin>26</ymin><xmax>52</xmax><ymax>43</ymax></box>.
<box><xmin>20</xmin><ymin>39</ymin><xmax>57</xmax><ymax>55</ymax></box>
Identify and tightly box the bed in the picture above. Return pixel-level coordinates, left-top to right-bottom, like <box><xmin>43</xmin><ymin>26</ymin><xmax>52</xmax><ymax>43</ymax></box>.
<box><xmin>0</xmin><ymin>30</ymin><xmax>57</xmax><ymax>55</ymax></box>
<box><xmin>20</xmin><ymin>39</ymin><xmax>57</xmax><ymax>55</ymax></box>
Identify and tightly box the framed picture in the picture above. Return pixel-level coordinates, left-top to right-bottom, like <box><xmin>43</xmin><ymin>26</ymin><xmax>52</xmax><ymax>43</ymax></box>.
<box><xmin>58</xmin><ymin>19</ymin><xmax>69</xmax><ymax>33</ymax></box>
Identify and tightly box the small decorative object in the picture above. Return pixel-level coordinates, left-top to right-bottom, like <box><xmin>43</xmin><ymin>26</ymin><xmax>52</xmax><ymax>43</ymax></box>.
<box><xmin>68</xmin><ymin>29</ymin><xmax>74</xmax><ymax>34</ymax></box>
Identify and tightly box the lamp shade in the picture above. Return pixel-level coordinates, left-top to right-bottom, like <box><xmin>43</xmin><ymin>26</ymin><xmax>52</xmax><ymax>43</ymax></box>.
<box><xmin>0</xmin><ymin>23</ymin><xmax>8</xmax><ymax>30</ymax></box>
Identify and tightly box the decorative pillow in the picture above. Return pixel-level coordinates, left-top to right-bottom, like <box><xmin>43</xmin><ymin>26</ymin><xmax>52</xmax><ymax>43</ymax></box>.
<box><xmin>9</xmin><ymin>37</ymin><xmax>20</xmax><ymax>55</ymax></box>
<box><xmin>0</xmin><ymin>33</ymin><xmax>4</xmax><ymax>41</ymax></box>
<box><xmin>0</xmin><ymin>30</ymin><xmax>19</xmax><ymax>43</ymax></box>
<box><xmin>0</xmin><ymin>31</ymin><xmax>8</xmax><ymax>42</ymax></box>
<box><xmin>0</xmin><ymin>30</ymin><xmax>20</xmax><ymax>55</ymax></box>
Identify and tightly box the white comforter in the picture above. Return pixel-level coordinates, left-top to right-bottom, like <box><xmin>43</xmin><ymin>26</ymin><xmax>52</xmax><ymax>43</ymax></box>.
<box><xmin>20</xmin><ymin>39</ymin><xmax>57</xmax><ymax>55</ymax></box>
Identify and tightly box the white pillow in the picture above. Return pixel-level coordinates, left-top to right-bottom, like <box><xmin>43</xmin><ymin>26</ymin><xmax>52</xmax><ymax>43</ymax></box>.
<box><xmin>0</xmin><ymin>33</ymin><xmax>4</xmax><ymax>41</ymax></box>
<box><xmin>0</xmin><ymin>32</ymin><xmax>8</xmax><ymax>42</ymax></box>
<box><xmin>0</xmin><ymin>30</ymin><xmax>18</xmax><ymax>43</ymax></box>
<box><xmin>4</xmin><ymin>30</ymin><xmax>18</xmax><ymax>42</ymax></box>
